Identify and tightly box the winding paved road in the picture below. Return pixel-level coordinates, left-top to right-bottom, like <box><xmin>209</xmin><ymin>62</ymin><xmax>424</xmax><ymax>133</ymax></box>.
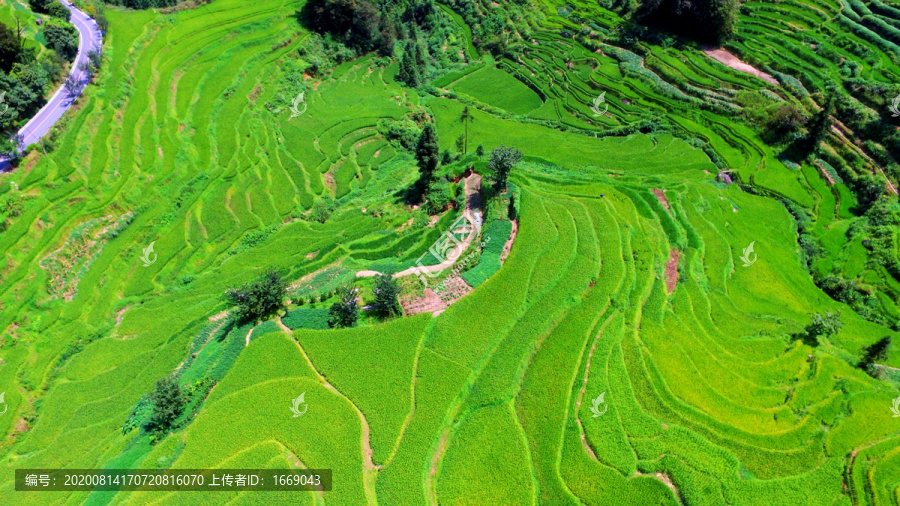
<box><xmin>0</xmin><ymin>0</ymin><xmax>102</xmax><ymax>170</ymax></box>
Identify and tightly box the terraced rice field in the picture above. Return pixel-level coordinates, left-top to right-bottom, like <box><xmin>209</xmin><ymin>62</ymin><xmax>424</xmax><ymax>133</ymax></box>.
<box><xmin>0</xmin><ymin>0</ymin><xmax>898</xmax><ymax>503</ymax></box>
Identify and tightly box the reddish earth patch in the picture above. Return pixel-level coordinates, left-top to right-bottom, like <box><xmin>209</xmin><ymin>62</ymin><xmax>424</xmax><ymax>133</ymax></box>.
<box><xmin>664</xmin><ymin>249</ymin><xmax>680</xmax><ymax>294</ymax></box>
<box><xmin>703</xmin><ymin>48</ymin><xmax>779</xmax><ymax>85</ymax></box>
<box><xmin>248</xmin><ymin>84</ymin><xmax>261</xmax><ymax>102</ymax></box>
<box><xmin>500</xmin><ymin>220</ymin><xmax>518</xmax><ymax>264</ymax></box>
<box><xmin>355</xmin><ymin>138</ymin><xmax>376</xmax><ymax>150</ymax></box>
<box><xmin>306</xmin><ymin>250</ymin><xmax>318</xmax><ymax>259</ymax></box>
<box><xmin>401</xmin><ymin>288</ymin><xmax>447</xmax><ymax>316</ymax></box>
<box><xmin>115</xmin><ymin>305</ymin><xmax>130</xmax><ymax>326</ymax></box>
<box><xmin>651</xmin><ymin>188</ymin><xmax>670</xmax><ymax>211</ymax></box>
<box><xmin>814</xmin><ymin>160</ymin><xmax>836</xmax><ymax>185</ymax></box>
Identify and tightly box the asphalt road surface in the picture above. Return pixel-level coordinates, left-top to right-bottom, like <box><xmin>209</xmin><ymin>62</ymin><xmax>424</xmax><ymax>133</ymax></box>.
<box><xmin>0</xmin><ymin>1</ymin><xmax>102</xmax><ymax>170</ymax></box>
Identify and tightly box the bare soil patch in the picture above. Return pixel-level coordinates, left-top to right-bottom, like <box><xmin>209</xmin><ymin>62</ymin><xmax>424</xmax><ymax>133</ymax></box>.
<box><xmin>400</xmin><ymin>288</ymin><xmax>447</xmax><ymax>316</ymax></box>
<box><xmin>500</xmin><ymin>220</ymin><xmax>518</xmax><ymax>264</ymax></box>
<box><xmin>703</xmin><ymin>48</ymin><xmax>779</xmax><ymax>85</ymax></box>
<box><xmin>664</xmin><ymin>249</ymin><xmax>680</xmax><ymax>294</ymax></box>
<box><xmin>651</xmin><ymin>188</ymin><xmax>670</xmax><ymax>211</ymax></box>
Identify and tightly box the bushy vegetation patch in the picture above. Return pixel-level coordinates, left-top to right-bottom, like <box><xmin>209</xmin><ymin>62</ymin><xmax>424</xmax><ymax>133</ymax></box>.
<box><xmin>460</xmin><ymin>219</ymin><xmax>512</xmax><ymax>287</ymax></box>
<box><xmin>282</xmin><ymin>308</ymin><xmax>331</xmax><ymax>330</ymax></box>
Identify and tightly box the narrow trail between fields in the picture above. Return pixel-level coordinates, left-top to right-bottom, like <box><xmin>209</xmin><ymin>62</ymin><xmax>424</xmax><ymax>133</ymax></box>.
<box><xmin>282</xmin><ymin>321</ymin><xmax>380</xmax><ymax>504</ymax></box>
<box><xmin>831</xmin><ymin>124</ymin><xmax>899</xmax><ymax>195</ymax></box>
<box><xmin>356</xmin><ymin>173</ymin><xmax>483</xmax><ymax>279</ymax></box>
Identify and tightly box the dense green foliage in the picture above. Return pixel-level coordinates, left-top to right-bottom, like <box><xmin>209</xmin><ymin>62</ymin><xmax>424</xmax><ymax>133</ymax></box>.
<box><xmin>329</xmin><ymin>283</ymin><xmax>359</xmax><ymax>328</ymax></box>
<box><xmin>224</xmin><ymin>269</ymin><xmax>287</xmax><ymax>322</ymax></box>
<box><xmin>415</xmin><ymin>122</ymin><xmax>440</xmax><ymax>185</ymax></box>
<box><xmin>487</xmin><ymin>145</ymin><xmax>522</xmax><ymax>190</ymax></box>
<box><xmin>282</xmin><ymin>308</ymin><xmax>332</xmax><ymax>330</ymax></box>
<box><xmin>460</xmin><ymin>219</ymin><xmax>512</xmax><ymax>287</ymax></box>
<box><xmin>149</xmin><ymin>377</ymin><xmax>184</xmax><ymax>432</ymax></box>
<box><xmin>860</xmin><ymin>335</ymin><xmax>892</xmax><ymax>375</ymax></box>
<box><xmin>372</xmin><ymin>273</ymin><xmax>401</xmax><ymax>317</ymax></box>
<box><xmin>43</xmin><ymin>24</ymin><xmax>77</xmax><ymax>61</ymax></box>
<box><xmin>638</xmin><ymin>0</ymin><xmax>739</xmax><ymax>44</ymax></box>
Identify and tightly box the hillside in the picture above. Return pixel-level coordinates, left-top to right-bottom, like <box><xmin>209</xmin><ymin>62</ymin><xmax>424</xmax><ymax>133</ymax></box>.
<box><xmin>0</xmin><ymin>0</ymin><xmax>898</xmax><ymax>504</ymax></box>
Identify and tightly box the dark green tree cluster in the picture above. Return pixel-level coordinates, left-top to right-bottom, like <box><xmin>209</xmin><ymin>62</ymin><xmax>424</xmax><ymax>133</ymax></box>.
<box><xmin>44</xmin><ymin>24</ymin><xmax>78</xmax><ymax>61</ymax></box>
<box><xmin>0</xmin><ymin>20</ymin><xmax>65</xmax><ymax>152</ymax></box>
<box><xmin>398</xmin><ymin>39</ymin><xmax>429</xmax><ymax>87</ymax></box>
<box><xmin>859</xmin><ymin>336</ymin><xmax>891</xmax><ymax>377</ymax></box>
<box><xmin>415</xmin><ymin>122</ymin><xmax>439</xmax><ymax>184</ymax></box>
<box><xmin>805</xmin><ymin>92</ymin><xmax>836</xmax><ymax>154</ymax></box>
<box><xmin>29</xmin><ymin>0</ymin><xmax>70</xmax><ymax>20</ymax></box>
<box><xmin>305</xmin><ymin>0</ymin><xmax>430</xmax><ymax>56</ymax></box>
<box><xmin>224</xmin><ymin>269</ymin><xmax>288</xmax><ymax>322</ymax></box>
<box><xmin>636</xmin><ymin>0</ymin><xmax>739</xmax><ymax>44</ymax></box>
<box><xmin>329</xmin><ymin>283</ymin><xmax>359</xmax><ymax>328</ymax></box>
<box><xmin>150</xmin><ymin>377</ymin><xmax>184</xmax><ymax>433</ymax></box>
<box><xmin>0</xmin><ymin>21</ymin><xmax>24</xmax><ymax>73</ymax></box>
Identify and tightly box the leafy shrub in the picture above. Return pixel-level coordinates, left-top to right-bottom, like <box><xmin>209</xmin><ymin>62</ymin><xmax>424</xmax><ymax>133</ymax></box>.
<box><xmin>224</xmin><ymin>269</ymin><xmax>287</xmax><ymax>322</ymax></box>
<box><xmin>424</xmin><ymin>179</ymin><xmax>453</xmax><ymax>214</ymax></box>
<box><xmin>310</xmin><ymin>200</ymin><xmax>331</xmax><ymax>223</ymax></box>
<box><xmin>859</xmin><ymin>336</ymin><xmax>891</xmax><ymax>376</ymax></box>
<box><xmin>461</xmin><ymin>220</ymin><xmax>512</xmax><ymax>287</ymax></box>
<box><xmin>329</xmin><ymin>283</ymin><xmax>359</xmax><ymax>328</ymax></box>
<box><xmin>372</xmin><ymin>273</ymin><xmax>401</xmax><ymax>318</ymax></box>
<box><xmin>44</xmin><ymin>24</ymin><xmax>78</xmax><ymax>61</ymax></box>
<box><xmin>150</xmin><ymin>377</ymin><xmax>184</xmax><ymax>433</ymax></box>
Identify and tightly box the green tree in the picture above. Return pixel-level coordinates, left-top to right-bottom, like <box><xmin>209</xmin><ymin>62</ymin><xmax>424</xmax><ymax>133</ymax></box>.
<box><xmin>806</xmin><ymin>92</ymin><xmax>835</xmax><ymax>154</ymax></box>
<box><xmin>398</xmin><ymin>41</ymin><xmax>421</xmax><ymax>87</ymax></box>
<box><xmin>804</xmin><ymin>311</ymin><xmax>843</xmax><ymax>341</ymax></box>
<box><xmin>639</xmin><ymin>0</ymin><xmax>738</xmax><ymax>44</ymax></box>
<box><xmin>415</xmin><ymin>122</ymin><xmax>440</xmax><ymax>184</ymax></box>
<box><xmin>488</xmin><ymin>145</ymin><xmax>523</xmax><ymax>191</ymax></box>
<box><xmin>373</xmin><ymin>273</ymin><xmax>401</xmax><ymax>317</ymax></box>
<box><xmin>150</xmin><ymin>377</ymin><xmax>184</xmax><ymax>432</ymax></box>
<box><xmin>0</xmin><ymin>22</ymin><xmax>22</xmax><ymax>72</ymax></box>
<box><xmin>459</xmin><ymin>106</ymin><xmax>474</xmax><ymax>154</ymax></box>
<box><xmin>224</xmin><ymin>269</ymin><xmax>287</xmax><ymax>322</ymax></box>
<box><xmin>859</xmin><ymin>336</ymin><xmax>891</xmax><ymax>376</ymax></box>
<box><xmin>43</xmin><ymin>23</ymin><xmax>78</xmax><ymax>61</ymax></box>
<box><xmin>329</xmin><ymin>283</ymin><xmax>359</xmax><ymax>328</ymax></box>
